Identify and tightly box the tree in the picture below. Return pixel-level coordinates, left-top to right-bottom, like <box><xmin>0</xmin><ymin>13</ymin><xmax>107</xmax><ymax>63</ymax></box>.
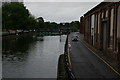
<box><xmin>0</xmin><ymin>6</ymin><xmax>2</xmax><ymax>30</ymax></box>
<box><xmin>36</xmin><ymin>17</ymin><xmax>45</xmax><ymax>30</ymax></box>
<box><xmin>2</xmin><ymin>2</ymin><xmax>30</xmax><ymax>30</ymax></box>
<box><xmin>37</xmin><ymin>17</ymin><xmax>44</xmax><ymax>22</ymax></box>
<box><xmin>25</xmin><ymin>16</ymin><xmax>37</xmax><ymax>30</ymax></box>
<box><xmin>50</xmin><ymin>22</ymin><xmax>59</xmax><ymax>31</ymax></box>
<box><xmin>70</xmin><ymin>21</ymin><xmax>79</xmax><ymax>32</ymax></box>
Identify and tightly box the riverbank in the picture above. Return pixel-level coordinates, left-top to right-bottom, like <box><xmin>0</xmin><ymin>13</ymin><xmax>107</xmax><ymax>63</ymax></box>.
<box><xmin>2</xmin><ymin>32</ymin><xmax>37</xmax><ymax>38</ymax></box>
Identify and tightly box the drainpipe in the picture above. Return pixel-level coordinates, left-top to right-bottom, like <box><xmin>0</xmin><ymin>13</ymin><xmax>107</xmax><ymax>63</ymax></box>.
<box><xmin>118</xmin><ymin>40</ymin><xmax>120</xmax><ymax>66</ymax></box>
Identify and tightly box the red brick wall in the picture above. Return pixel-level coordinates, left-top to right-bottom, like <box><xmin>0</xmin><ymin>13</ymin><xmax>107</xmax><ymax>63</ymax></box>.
<box><xmin>80</xmin><ymin>16</ymin><xmax>84</xmax><ymax>34</ymax></box>
<box><xmin>83</xmin><ymin>2</ymin><xmax>120</xmax><ymax>64</ymax></box>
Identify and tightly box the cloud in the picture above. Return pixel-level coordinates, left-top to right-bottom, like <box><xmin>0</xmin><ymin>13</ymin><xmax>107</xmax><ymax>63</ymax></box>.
<box><xmin>24</xmin><ymin>2</ymin><xmax>100</xmax><ymax>23</ymax></box>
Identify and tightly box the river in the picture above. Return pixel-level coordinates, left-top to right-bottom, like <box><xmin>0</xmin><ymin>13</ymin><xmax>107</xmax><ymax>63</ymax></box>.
<box><xmin>2</xmin><ymin>34</ymin><xmax>66</xmax><ymax>78</ymax></box>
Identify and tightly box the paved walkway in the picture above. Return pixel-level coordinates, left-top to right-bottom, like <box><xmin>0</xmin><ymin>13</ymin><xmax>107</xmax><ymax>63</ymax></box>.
<box><xmin>68</xmin><ymin>32</ymin><xmax>120</xmax><ymax>79</ymax></box>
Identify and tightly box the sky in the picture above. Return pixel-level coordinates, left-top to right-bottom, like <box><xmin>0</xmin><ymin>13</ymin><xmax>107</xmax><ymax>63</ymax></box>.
<box><xmin>24</xmin><ymin>1</ymin><xmax>103</xmax><ymax>23</ymax></box>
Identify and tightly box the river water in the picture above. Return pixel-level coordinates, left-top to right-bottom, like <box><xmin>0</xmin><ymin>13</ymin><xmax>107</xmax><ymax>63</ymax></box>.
<box><xmin>2</xmin><ymin>34</ymin><xmax>66</xmax><ymax>78</ymax></box>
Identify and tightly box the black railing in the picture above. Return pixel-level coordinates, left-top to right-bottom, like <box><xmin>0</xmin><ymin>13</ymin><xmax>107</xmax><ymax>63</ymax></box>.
<box><xmin>64</xmin><ymin>35</ymin><xmax>76</xmax><ymax>80</ymax></box>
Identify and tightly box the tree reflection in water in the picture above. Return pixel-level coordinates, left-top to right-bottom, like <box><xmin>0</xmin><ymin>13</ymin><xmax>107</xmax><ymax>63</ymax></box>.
<box><xmin>2</xmin><ymin>34</ymin><xmax>37</xmax><ymax>61</ymax></box>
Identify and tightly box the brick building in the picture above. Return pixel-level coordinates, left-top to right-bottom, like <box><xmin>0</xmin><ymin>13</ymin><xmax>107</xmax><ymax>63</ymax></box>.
<box><xmin>82</xmin><ymin>2</ymin><xmax>120</xmax><ymax>64</ymax></box>
<box><xmin>80</xmin><ymin>16</ymin><xmax>84</xmax><ymax>34</ymax></box>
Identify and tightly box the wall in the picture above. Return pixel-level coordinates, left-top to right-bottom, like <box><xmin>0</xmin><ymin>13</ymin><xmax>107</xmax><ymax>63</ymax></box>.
<box><xmin>83</xmin><ymin>2</ymin><xmax>120</xmax><ymax>62</ymax></box>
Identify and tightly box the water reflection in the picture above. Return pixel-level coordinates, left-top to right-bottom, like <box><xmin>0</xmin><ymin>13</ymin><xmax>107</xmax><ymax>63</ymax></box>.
<box><xmin>2</xmin><ymin>34</ymin><xmax>66</xmax><ymax>78</ymax></box>
<box><xmin>2</xmin><ymin>34</ymin><xmax>37</xmax><ymax>62</ymax></box>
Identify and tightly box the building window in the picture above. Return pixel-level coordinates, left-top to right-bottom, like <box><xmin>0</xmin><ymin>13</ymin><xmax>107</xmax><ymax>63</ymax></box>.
<box><xmin>95</xmin><ymin>14</ymin><xmax>97</xmax><ymax>34</ymax></box>
<box><xmin>85</xmin><ymin>18</ymin><xmax>88</xmax><ymax>33</ymax></box>
<box><xmin>109</xmin><ymin>8</ymin><xmax>114</xmax><ymax>49</ymax></box>
<box><xmin>105</xmin><ymin>10</ymin><xmax>108</xmax><ymax>17</ymax></box>
<box><xmin>102</xmin><ymin>11</ymin><xmax>104</xmax><ymax>18</ymax></box>
<box><xmin>117</xmin><ymin>6</ymin><xmax>120</xmax><ymax>52</ymax></box>
<box><xmin>91</xmin><ymin>14</ymin><xmax>95</xmax><ymax>45</ymax></box>
<box><xmin>95</xmin><ymin>14</ymin><xmax>98</xmax><ymax>42</ymax></box>
<box><xmin>98</xmin><ymin>13</ymin><xmax>100</xmax><ymax>34</ymax></box>
<box><xmin>91</xmin><ymin>14</ymin><xmax>95</xmax><ymax>36</ymax></box>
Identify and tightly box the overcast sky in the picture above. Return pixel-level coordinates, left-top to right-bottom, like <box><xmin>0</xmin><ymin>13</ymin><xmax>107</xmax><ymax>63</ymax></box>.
<box><xmin>24</xmin><ymin>1</ymin><xmax>103</xmax><ymax>23</ymax></box>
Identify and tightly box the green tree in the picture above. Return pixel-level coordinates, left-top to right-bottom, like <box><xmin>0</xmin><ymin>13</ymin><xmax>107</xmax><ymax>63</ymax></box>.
<box><xmin>45</xmin><ymin>22</ymin><xmax>51</xmax><ymax>30</ymax></box>
<box><xmin>25</xmin><ymin>16</ymin><xmax>37</xmax><ymax>30</ymax></box>
<box><xmin>2</xmin><ymin>2</ymin><xmax>30</xmax><ymax>30</ymax></box>
<box><xmin>0</xmin><ymin>6</ymin><xmax>2</xmax><ymax>30</ymax></box>
<box><xmin>70</xmin><ymin>21</ymin><xmax>79</xmax><ymax>32</ymax></box>
<box><xmin>50</xmin><ymin>22</ymin><xmax>58</xmax><ymax>31</ymax></box>
<box><xmin>36</xmin><ymin>17</ymin><xmax>45</xmax><ymax>30</ymax></box>
<box><xmin>37</xmin><ymin>17</ymin><xmax>44</xmax><ymax>22</ymax></box>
